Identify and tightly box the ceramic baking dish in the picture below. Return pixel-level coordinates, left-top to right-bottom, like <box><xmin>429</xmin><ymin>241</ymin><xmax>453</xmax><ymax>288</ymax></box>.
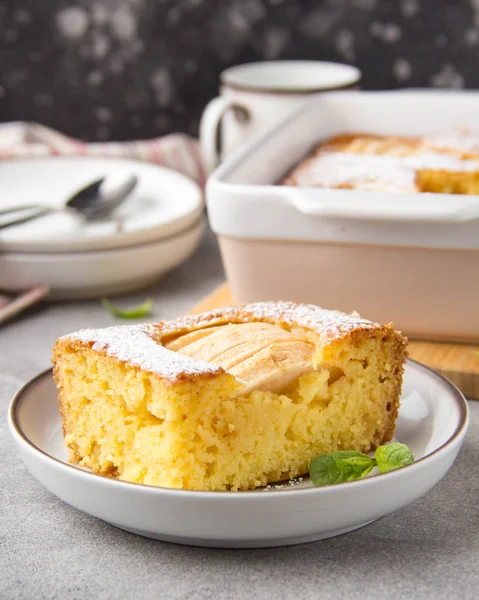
<box><xmin>206</xmin><ymin>90</ymin><xmax>479</xmax><ymax>342</ymax></box>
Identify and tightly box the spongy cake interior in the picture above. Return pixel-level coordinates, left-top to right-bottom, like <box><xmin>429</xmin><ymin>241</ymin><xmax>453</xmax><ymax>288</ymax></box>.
<box><xmin>55</xmin><ymin>319</ymin><xmax>404</xmax><ymax>491</ymax></box>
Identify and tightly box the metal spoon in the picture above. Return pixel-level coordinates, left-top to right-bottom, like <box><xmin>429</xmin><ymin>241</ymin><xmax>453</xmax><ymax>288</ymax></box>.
<box><xmin>0</xmin><ymin>173</ymin><xmax>138</xmax><ymax>230</ymax></box>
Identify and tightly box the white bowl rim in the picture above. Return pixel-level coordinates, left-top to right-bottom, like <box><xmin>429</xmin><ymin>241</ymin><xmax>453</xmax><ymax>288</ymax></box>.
<box><xmin>0</xmin><ymin>156</ymin><xmax>204</xmax><ymax>254</ymax></box>
<box><xmin>8</xmin><ymin>359</ymin><xmax>469</xmax><ymax>499</ymax></box>
<box><xmin>3</xmin><ymin>218</ymin><xmax>204</xmax><ymax>258</ymax></box>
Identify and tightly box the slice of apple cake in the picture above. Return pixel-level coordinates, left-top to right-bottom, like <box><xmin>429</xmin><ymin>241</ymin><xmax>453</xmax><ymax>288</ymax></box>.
<box><xmin>53</xmin><ymin>302</ymin><xmax>407</xmax><ymax>491</ymax></box>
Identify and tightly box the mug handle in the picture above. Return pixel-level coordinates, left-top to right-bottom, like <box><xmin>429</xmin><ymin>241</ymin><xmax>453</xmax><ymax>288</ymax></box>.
<box><xmin>199</xmin><ymin>96</ymin><xmax>249</xmax><ymax>173</ymax></box>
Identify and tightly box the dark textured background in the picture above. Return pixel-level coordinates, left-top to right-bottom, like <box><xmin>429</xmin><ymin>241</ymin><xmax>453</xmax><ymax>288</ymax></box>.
<box><xmin>0</xmin><ymin>0</ymin><xmax>478</xmax><ymax>141</ymax></box>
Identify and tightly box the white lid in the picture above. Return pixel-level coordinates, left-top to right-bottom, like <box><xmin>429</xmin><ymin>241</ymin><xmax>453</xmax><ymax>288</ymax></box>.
<box><xmin>0</xmin><ymin>157</ymin><xmax>203</xmax><ymax>253</ymax></box>
<box><xmin>221</xmin><ymin>61</ymin><xmax>361</xmax><ymax>93</ymax></box>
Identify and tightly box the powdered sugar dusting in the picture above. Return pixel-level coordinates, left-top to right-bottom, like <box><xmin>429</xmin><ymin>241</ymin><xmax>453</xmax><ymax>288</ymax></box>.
<box><xmin>67</xmin><ymin>324</ymin><xmax>222</xmax><ymax>381</ymax></box>
<box><xmin>287</xmin><ymin>150</ymin><xmax>479</xmax><ymax>191</ymax></box>
<box><xmin>64</xmin><ymin>302</ymin><xmax>398</xmax><ymax>382</ymax></box>
<box><xmin>406</xmin><ymin>151</ymin><xmax>479</xmax><ymax>170</ymax></box>
<box><xmin>289</xmin><ymin>152</ymin><xmax>417</xmax><ymax>191</ymax></box>
<box><xmin>426</xmin><ymin>132</ymin><xmax>479</xmax><ymax>155</ymax></box>
<box><xmin>264</xmin><ymin>476</ymin><xmax>305</xmax><ymax>490</ymax></box>
<box><xmin>155</xmin><ymin>301</ymin><xmax>383</xmax><ymax>348</ymax></box>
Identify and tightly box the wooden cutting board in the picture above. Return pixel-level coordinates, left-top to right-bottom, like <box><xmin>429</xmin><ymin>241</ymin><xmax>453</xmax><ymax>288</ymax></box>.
<box><xmin>190</xmin><ymin>283</ymin><xmax>479</xmax><ymax>400</ymax></box>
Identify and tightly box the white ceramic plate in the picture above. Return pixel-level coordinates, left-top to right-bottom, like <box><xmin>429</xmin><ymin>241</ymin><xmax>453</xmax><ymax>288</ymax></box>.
<box><xmin>0</xmin><ymin>218</ymin><xmax>205</xmax><ymax>299</ymax></box>
<box><xmin>8</xmin><ymin>361</ymin><xmax>469</xmax><ymax>548</ymax></box>
<box><xmin>0</xmin><ymin>157</ymin><xmax>203</xmax><ymax>253</ymax></box>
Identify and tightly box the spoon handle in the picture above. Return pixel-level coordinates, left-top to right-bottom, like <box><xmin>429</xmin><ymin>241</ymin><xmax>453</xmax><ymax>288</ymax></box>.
<box><xmin>0</xmin><ymin>206</ymin><xmax>53</xmax><ymax>230</ymax></box>
<box><xmin>0</xmin><ymin>204</ymin><xmax>49</xmax><ymax>215</ymax></box>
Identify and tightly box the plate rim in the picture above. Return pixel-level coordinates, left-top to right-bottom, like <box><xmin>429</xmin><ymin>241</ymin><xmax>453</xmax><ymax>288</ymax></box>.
<box><xmin>8</xmin><ymin>359</ymin><xmax>470</xmax><ymax>499</ymax></box>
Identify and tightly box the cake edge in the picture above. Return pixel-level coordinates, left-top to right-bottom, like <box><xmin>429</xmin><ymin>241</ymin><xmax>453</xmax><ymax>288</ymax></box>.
<box><xmin>52</xmin><ymin>301</ymin><xmax>408</xmax><ymax>385</ymax></box>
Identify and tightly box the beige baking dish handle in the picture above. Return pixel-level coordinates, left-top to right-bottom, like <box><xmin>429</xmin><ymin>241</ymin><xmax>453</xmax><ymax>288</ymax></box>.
<box><xmin>199</xmin><ymin>97</ymin><xmax>249</xmax><ymax>173</ymax></box>
<box><xmin>288</xmin><ymin>191</ymin><xmax>479</xmax><ymax>223</ymax></box>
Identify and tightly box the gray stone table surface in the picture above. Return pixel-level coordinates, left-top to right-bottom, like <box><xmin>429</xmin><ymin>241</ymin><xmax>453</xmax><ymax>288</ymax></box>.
<box><xmin>1</xmin><ymin>227</ymin><xmax>478</xmax><ymax>600</ymax></box>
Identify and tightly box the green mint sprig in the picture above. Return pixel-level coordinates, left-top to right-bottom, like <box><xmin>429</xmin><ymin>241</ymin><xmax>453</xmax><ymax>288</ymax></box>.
<box><xmin>101</xmin><ymin>297</ymin><xmax>153</xmax><ymax>319</ymax></box>
<box><xmin>309</xmin><ymin>442</ymin><xmax>414</xmax><ymax>486</ymax></box>
<box><xmin>374</xmin><ymin>443</ymin><xmax>415</xmax><ymax>473</ymax></box>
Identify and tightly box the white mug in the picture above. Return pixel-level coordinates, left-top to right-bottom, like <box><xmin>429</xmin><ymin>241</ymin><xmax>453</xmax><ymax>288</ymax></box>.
<box><xmin>200</xmin><ymin>61</ymin><xmax>361</xmax><ymax>173</ymax></box>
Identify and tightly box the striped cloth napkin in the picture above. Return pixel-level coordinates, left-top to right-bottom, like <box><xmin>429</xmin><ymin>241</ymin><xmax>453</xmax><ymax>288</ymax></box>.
<box><xmin>0</xmin><ymin>121</ymin><xmax>207</xmax><ymax>325</ymax></box>
<box><xmin>0</xmin><ymin>121</ymin><xmax>207</xmax><ymax>187</ymax></box>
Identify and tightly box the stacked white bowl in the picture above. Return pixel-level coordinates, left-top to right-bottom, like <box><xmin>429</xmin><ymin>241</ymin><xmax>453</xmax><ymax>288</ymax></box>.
<box><xmin>0</xmin><ymin>157</ymin><xmax>205</xmax><ymax>299</ymax></box>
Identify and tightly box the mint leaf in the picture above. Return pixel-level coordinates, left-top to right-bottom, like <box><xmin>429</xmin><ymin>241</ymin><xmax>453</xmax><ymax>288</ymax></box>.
<box><xmin>375</xmin><ymin>442</ymin><xmax>414</xmax><ymax>473</ymax></box>
<box><xmin>309</xmin><ymin>451</ymin><xmax>375</xmax><ymax>486</ymax></box>
<box><xmin>102</xmin><ymin>297</ymin><xmax>153</xmax><ymax>319</ymax></box>
<box><xmin>309</xmin><ymin>442</ymin><xmax>415</xmax><ymax>486</ymax></box>
<box><xmin>342</xmin><ymin>455</ymin><xmax>376</xmax><ymax>478</ymax></box>
<box><xmin>310</xmin><ymin>455</ymin><xmax>348</xmax><ymax>486</ymax></box>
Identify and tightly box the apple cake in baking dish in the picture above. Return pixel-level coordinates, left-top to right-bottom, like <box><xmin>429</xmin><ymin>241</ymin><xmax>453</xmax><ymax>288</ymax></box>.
<box><xmin>53</xmin><ymin>302</ymin><xmax>407</xmax><ymax>491</ymax></box>
<box><xmin>282</xmin><ymin>132</ymin><xmax>479</xmax><ymax>193</ymax></box>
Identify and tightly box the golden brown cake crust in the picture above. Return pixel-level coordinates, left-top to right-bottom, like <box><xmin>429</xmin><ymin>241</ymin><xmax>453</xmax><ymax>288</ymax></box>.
<box><xmin>54</xmin><ymin>301</ymin><xmax>408</xmax><ymax>387</ymax></box>
<box><xmin>281</xmin><ymin>131</ymin><xmax>479</xmax><ymax>192</ymax></box>
<box><xmin>154</xmin><ymin>301</ymin><xmax>407</xmax><ymax>354</ymax></box>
